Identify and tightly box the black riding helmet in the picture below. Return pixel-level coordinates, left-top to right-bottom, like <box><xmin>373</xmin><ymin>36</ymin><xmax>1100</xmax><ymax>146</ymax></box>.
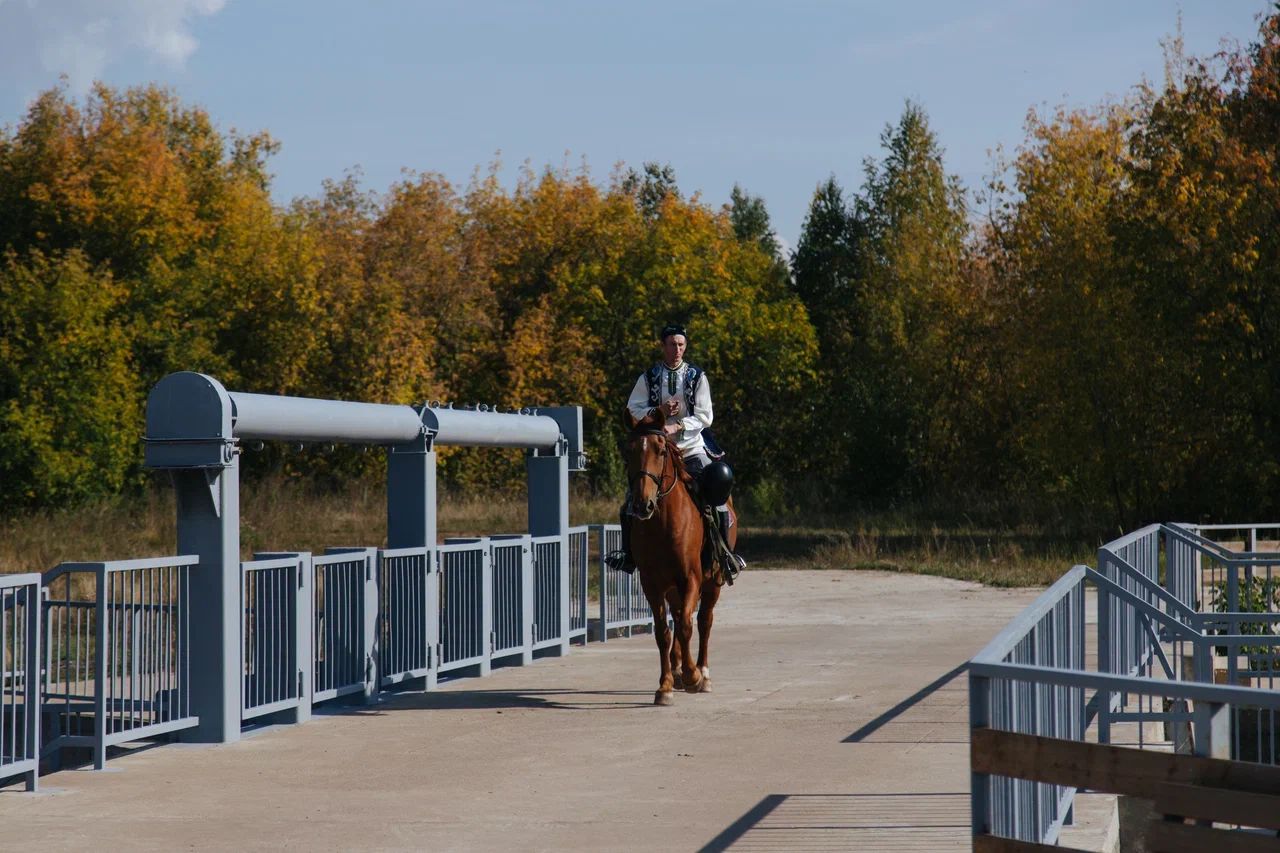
<box><xmin>699</xmin><ymin>460</ymin><xmax>734</xmax><ymax>506</ymax></box>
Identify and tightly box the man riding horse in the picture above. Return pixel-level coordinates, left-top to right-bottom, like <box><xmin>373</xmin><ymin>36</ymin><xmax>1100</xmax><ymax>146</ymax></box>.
<box><xmin>606</xmin><ymin>323</ymin><xmax>746</xmax><ymax>583</ymax></box>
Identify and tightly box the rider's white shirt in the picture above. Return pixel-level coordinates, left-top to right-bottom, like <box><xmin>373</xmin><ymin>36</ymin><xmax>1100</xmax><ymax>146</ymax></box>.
<box><xmin>626</xmin><ymin>362</ymin><xmax>713</xmax><ymax>457</ymax></box>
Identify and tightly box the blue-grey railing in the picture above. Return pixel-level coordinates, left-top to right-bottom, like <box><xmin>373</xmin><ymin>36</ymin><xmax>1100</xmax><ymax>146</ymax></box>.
<box><xmin>438</xmin><ymin>540</ymin><xmax>488</xmax><ymax>674</ymax></box>
<box><xmin>490</xmin><ymin>536</ymin><xmax>529</xmax><ymax>662</ymax></box>
<box><xmin>594</xmin><ymin>524</ymin><xmax>653</xmax><ymax>641</ymax></box>
<box><xmin>971</xmin><ymin>521</ymin><xmax>1280</xmax><ymax>846</ymax></box>
<box><xmin>42</xmin><ymin>556</ymin><xmax>198</xmax><ymax>770</ymax></box>
<box><xmin>531</xmin><ymin>535</ymin><xmax>563</xmax><ymax>651</ymax></box>
<box><xmin>6</xmin><ymin>523</ymin><xmax>632</xmax><ymax>782</ymax></box>
<box><xmin>1</xmin><ymin>573</ymin><xmax>40</xmax><ymax>791</ymax></box>
<box><xmin>377</xmin><ymin>546</ymin><xmax>433</xmax><ymax>687</ymax></box>
<box><xmin>313</xmin><ymin>548</ymin><xmax>376</xmax><ymax>704</ymax></box>
<box><xmin>568</xmin><ymin>526</ymin><xmax>589</xmax><ymax>641</ymax></box>
<box><xmin>240</xmin><ymin>554</ymin><xmax>306</xmax><ymax>722</ymax></box>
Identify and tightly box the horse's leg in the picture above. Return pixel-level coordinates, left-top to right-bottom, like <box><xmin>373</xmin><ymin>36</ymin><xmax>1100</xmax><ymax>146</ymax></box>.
<box><xmin>665</xmin><ymin>589</ymin><xmax>684</xmax><ymax>689</ymax></box>
<box><xmin>678</xmin><ymin>580</ymin><xmax>705</xmax><ymax>693</ymax></box>
<box><xmin>696</xmin><ymin>577</ymin><xmax>721</xmax><ymax>687</ymax></box>
<box><xmin>646</xmin><ymin>589</ymin><xmax>674</xmax><ymax>706</ymax></box>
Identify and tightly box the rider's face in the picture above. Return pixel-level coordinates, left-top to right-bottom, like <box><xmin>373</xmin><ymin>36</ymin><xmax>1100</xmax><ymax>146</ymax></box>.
<box><xmin>662</xmin><ymin>334</ymin><xmax>686</xmax><ymax>366</ymax></box>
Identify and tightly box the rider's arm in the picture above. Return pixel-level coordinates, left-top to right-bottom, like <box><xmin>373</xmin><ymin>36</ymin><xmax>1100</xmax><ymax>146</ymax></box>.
<box><xmin>627</xmin><ymin>373</ymin><xmax>653</xmax><ymax>422</ymax></box>
<box><xmin>679</xmin><ymin>374</ymin><xmax>713</xmax><ymax>439</ymax></box>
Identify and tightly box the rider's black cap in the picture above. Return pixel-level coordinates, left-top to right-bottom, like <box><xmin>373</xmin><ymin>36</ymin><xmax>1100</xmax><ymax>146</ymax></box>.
<box><xmin>660</xmin><ymin>323</ymin><xmax>686</xmax><ymax>341</ymax></box>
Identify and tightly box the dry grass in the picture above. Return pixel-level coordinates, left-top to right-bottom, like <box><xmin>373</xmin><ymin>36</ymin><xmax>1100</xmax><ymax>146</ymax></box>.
<box><xmin>0</xmin><ymin>480</ymin><xmax>1088</xmax><ymax>588</ymax></box>
<box><xmin>0</xmin><ymin>477</ymin><xmax>621</xmax><ymax>575</ymax></box>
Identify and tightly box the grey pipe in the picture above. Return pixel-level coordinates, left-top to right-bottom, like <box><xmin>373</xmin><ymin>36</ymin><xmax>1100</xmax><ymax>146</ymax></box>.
<box><xmin>229</xmin><ymin>392</ymin><xmax>423</xmax><ymax>444</ymax></box>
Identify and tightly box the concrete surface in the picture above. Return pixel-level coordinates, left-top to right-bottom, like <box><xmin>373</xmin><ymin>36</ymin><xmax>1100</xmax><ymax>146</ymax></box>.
<box><xmin>0</xmin><ymin>570</ymin><xmax>1043</xmax><ymax>852</ymax></box>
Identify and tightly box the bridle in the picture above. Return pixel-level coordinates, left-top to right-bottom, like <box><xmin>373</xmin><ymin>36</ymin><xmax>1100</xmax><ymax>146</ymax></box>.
<box><xmin>629</xmin><ymin>432</ymin><xmax>677</xmax><ymax>514</ymax></box>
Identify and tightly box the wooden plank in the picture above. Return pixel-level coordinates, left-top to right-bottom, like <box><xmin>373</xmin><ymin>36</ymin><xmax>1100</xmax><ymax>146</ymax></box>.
<box><xmin>973</xmin><ymin>835</ymin><xmax>1094</xmax><ymax>853</ymax></box>
<box><xmin>1146</xmin><ymin>820</ymin><xmax>1280</xmax><ymax>853</ymax></box>
<box><xmin>971</xmin><ymin>728</ymin><xmax>1280</xmax><ymax>800</ymax></box>
<box><xmin>1153</xmin><ymin>782</ymin><xmax>1280</xmax><ymax>831</ymax></box>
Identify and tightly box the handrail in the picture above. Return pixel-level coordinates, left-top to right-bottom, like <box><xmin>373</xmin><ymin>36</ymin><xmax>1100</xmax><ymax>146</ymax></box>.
<box><xmin>969</xmin><ymin>660</ymin><xmax>1280</xmax><ymax>711</ymax></box>
<box><xmin>1100</xmin><ymin>523</ymin><xmax>1162</xmax><ymax>552</ymax></box>
<box><xmin>1164</xmin><ymin>523</ymin><xmax>1280</xmax><ymax>561</ymax></box>
<box><xmin>1084</xmin><ymin>568</ymin><xmax>1200</xmax><ymax>641</ymax></box>
<box><xmin>44</xmin><ymin>554</ymin><xmax>200</xmax><ymax>582</ymax></box>
<box><xmin>970</xmin><ymin>566</ymin><xmax>1086</xmax><ymax>664</ymax></box>
<box><xmin>1095</xmin><ymin>549</ymin><xmax>1201</xmax><ymax>621</ymax></box>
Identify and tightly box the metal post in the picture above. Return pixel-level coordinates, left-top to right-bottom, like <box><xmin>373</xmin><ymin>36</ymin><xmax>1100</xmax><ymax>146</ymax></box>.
<box><xmin>24</xmin><ymin>580</ymin><xmax>40</xmax><ymax>791</ymax></box>
<box><xmin>596</xmin><ymin>526</ymin><xmax>609</xmax><ymax>643</ymax></box>
<box><xmin>1192</xmin><ymin>700</ymin><xmax>1230</xmax><ymax>759</ymax></box>
<box><xmin>387</xmin><ymin>432</ymin><xmax>437</xmax><ymax>550</ymax></box>
<box><xmin>362</xmin><ymin>549</ymin><xmax>378</xmax><ymax>702</ymax></box>
<box><xmin>969</xmin><ymin>672</ymin><xmax>991</xmax><ymax>839</ymax></box>
<box><xmin>295</xmin><ymin>553</ymin><xmax>313</xmax><ymax>722</ymax></box>
<box><xmin>1096</xmin><ymin>550</ymin><xmax>1111</xmax><ymax>744</ymax></box>
<box><xmin>521</xmin><ymin>538</ymin><xmax>535</xmax><ymax>664</ymax></box>
<box><xmin>480</xmin><ymin>542</ymin><xmax>493</xmax><ymax>677</ymax></box>
<box><xmin>528</xmin><ymin>443</ymin><xmax>570</xmax><ymax>656</ymax></box>
<box><xmin>387</xmin><ymin>431</ymin><xmax>436</xmax><ymax>690</ymax></box>
<box><xmin>172</xmin><ymin>464</ymin><xmax>241</xmax><ymax>744</ymax></box>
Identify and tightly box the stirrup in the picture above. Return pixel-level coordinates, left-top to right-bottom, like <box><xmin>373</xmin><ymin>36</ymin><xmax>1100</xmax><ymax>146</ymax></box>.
<box><xmin>720</xmin><ymin>552</ymin><xmax>745</xmax><ymax>585</ymax></box>
<box><xmin>605</xmin><ymin>549</ymin><xmax>636</xmax><ymax>574</ymax></box>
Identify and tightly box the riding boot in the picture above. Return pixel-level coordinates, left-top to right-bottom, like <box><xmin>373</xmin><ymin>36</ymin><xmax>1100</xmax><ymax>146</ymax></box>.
<box><xmin>604</xmin><ymin>502</ymin><xmax>637</xmax><ymax>573</ymax></box>
<box><xmin>716</xmin><ymin>505</ymin><xmax>746</xmax><ymax>581</ymax></box>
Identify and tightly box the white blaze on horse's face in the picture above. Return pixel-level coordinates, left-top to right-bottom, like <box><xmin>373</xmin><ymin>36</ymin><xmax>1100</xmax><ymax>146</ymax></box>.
<box><xmin>629</xmin><ymin>434</ymin><xmax>666</xmax><ymax>521</ymax></box>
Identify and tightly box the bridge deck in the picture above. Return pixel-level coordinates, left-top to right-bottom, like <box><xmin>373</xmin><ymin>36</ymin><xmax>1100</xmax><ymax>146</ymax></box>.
<box><xmin>0</xmin><ymin>570</ymin><xmax>1042</xmax><ymax>851</ymax></box>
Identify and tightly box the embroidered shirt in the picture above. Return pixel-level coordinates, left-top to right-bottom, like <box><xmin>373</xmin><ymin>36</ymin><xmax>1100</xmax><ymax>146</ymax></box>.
<box><xmin>626</xmin><ymin>361</ymin><xmax>713</xmax><ymax>457</ymax></box>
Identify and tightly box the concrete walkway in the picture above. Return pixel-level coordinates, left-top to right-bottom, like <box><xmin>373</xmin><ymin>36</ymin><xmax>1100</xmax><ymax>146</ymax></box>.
<box><xmin>0</xmin><ymin>570</ymin><xmax>1041</xmax><ymax>852</ymax></box>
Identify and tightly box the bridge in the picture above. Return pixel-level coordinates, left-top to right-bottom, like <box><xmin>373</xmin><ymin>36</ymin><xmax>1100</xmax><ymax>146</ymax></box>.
<box><xmin>2</xmin><ymin>569</ymin><xmax>1039</xmax><ymax>850</ymax></box>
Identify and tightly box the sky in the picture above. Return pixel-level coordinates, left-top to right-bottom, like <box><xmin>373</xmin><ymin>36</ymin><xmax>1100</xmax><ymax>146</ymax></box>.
<box><xmin>0</xmin><ymin>1</ymin><xmax>1269</xmax><ymax>249</ymax></box>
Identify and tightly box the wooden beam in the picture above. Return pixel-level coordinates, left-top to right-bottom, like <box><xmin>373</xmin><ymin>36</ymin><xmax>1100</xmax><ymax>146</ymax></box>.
<box><xmin>1154</xmin><ymin>782</ymin><xmax>1280</xmax><ymax>831</ymax></box>
<box><xmin>1146</xmin><ymin>820</ymin><xmax>1280</xmax><ymax>853</ymax></box>
<box><xmin>973</xmin><ymin>835</ymin><xmax>1094</xmax><ymax>853</ymax></box>
<box><xmin>971</xmin><ymin>728</ymin><xmax>1280</xmax><ymax>799</ymax></box>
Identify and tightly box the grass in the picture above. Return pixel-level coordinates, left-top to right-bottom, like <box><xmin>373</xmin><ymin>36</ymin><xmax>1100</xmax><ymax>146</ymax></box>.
<box><xmin>0</xmin><ymin>478</ymin><xmax>1092</xmax><ymax>588</ymax></box>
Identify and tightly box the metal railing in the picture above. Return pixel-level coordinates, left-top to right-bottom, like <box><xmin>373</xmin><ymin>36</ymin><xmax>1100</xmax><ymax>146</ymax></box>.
<box><xmin>568</xmin><ymin>526</ymin><xmax>589</xmax><ymax>641</ymax></box>
<box><xmin>241</xmin><ymin>555</ymin><xmax>305</xmax><ymax>721</ymax></box>
<box><xmin>43</xmin><ymin>557</ymin><xmax>198</xmax><ymax>770</ymax></box>
<box><xmin>12</xmin><ymin>521</ymin><xmax>648</xmax><ymax>779</ymax></box>
<box><xmin>437</xmin><ymin>540</ymin><xmax>488</xmax><ymax>674</ymax></box>
<box><xmin>531</xmin><ymin>535</ymin><xmax>563</xmax><ymax>650</ymax></box>
<box><xmin>377</xmin><ymin>546</ymin><xmax>433</xmax><ymax>687</ymax></box>
<box><xmin>971</xmin><ymin>521</ymin><xmax>1280</xmax><ymax>846</ymax></box>
<box><xmin>1</xmin><ymin>573</ymin><xmax>40</xmax><ymax>791</ymax></box>
<box><xmin>593</xmin><ymin>524</ymin><xmax>653</xmax><ymax>640</ymax></box>
<box><xmin>312</xmin><ymin>549</ymin><xmax>375</xmax><ymax>704</ymax></box>
<box><xmin>490</xmin><ymin>536</ymin><xmax>529</xmax><ymax>662</ymax></box>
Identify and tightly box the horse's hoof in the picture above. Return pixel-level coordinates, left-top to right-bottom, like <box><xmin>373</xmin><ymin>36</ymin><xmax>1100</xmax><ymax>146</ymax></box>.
<box><xmin>672</xmin><ymin>671</ymin><xmax>684</xmax><ymax>690</ymax></box>
<box><xmin>654</xmin><ymin>690</ymin><xmax>674</xmax><ymax>706</ymax></box>
<box><xmin>683</xmin><ymin>673</ymin><xmax>704</xmax><ymax>694</ymax></box>
<box><xmin>699</xmin><ymin>678</ymin><xmax>712</xmax><ymax>693</ymax></box>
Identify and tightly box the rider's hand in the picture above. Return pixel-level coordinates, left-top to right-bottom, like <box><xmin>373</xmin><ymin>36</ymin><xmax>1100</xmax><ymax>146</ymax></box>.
<box><xmin>664</xmin><ymin>399</ymin><xmax>680</xmax><ymax>417</ymax></box>
<box><xmin>663</xmin><ymin>423</ymin><xmax>681</xmax><ymax>437</ymax></box>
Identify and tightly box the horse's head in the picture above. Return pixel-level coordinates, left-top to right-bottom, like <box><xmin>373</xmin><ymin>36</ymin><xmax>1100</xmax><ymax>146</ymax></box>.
<box><xmin>624</xmin><ymin>407</ymin><xmax>674</xmax><ymax>521</ymax></box>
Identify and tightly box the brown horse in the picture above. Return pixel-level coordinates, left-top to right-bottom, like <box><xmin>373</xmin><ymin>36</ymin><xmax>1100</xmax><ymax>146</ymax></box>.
<box><xmin>624</xmin><ymin>408</ymin><xmax>737</xmax><ymax>706</ymax></box>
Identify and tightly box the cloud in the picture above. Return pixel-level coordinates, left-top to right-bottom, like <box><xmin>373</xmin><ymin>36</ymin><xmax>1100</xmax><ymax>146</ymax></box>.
<box><xmin>0</xmin><ymin>0</ymin><xmax>226</xmax><ymax>96</ymax></box>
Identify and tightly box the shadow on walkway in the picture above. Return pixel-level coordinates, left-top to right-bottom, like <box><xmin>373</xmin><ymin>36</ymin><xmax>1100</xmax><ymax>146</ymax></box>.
<box><xmin>324</xmin><ymin>688</ymin><xmax>655</xmax><ymax>714</ymax></box>
<box><xmin>699</xmin><ymin>792</ymin><xmax>970</xmax><ymax>851</ymax></box>
<box><xmin>843</xmin><ymin>662</ymin><xmax>968</xmax><ymax>743</ymax></box>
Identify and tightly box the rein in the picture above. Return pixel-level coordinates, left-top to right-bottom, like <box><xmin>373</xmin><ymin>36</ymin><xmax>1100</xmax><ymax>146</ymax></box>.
<box><xmin>630</xmin><ymin>432</ymin><xmax>678</xmax><ymax>504</ymax></box>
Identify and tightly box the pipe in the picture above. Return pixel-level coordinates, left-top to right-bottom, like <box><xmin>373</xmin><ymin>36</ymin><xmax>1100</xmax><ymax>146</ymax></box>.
<box><xmin>229</xmin><ymin>392</ymin><xmax>423</xmax><ymax>444</ymax></box>
<box><xmin>424</xmin><ymin>407</ymin><xmax>560</xmax><ymax>449</ymax></box>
